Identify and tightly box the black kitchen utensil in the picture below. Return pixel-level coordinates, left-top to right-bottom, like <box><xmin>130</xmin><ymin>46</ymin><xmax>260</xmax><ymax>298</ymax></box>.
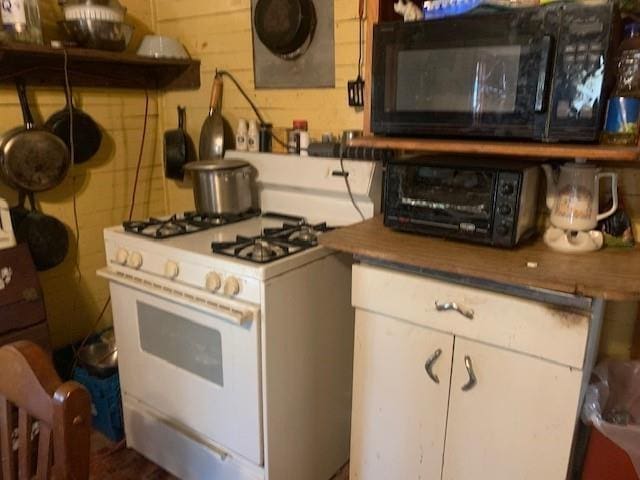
<box><xmin>164</xmin><ymin>106</ymin><xmax>194</xmax><ymax>180</ymax></box>
<box><xmin>348</xmin><ymin>0</ymin><xmax>365</xmax><ymax>107</ymax></box>
<box><xmin>0</xmin><ymin>82</ymin><xmax>70</xmax><ymax>192</ymax></box>
<box><xmin>13</xmin><ymin>192</ymin><xmax>69</xmax><ymax>271</ymax></box>
<box><xmin>46</xmin><ymin>85</ymin><xmax>102</xmax><ymax>164</ymax></box>
<box><xmin>254</xmin><ymin>0</ymin><xmax>317</xmax><ymax>58</ymax></box>
<box><xmin>199</xmin><ymin>73</ymin><xmax>225</xmax><ymax>160</ymax></box>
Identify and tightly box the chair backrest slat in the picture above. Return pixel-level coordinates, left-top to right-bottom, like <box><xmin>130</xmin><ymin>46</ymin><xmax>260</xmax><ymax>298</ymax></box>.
<box><xmin>17</xmin><ymin>409</ymin><xmax>33</xmax><ymax>480</ymax></box>
<box><xmin>0</xmin><ymin>397</ymin><xmax>16</xmax><ymax>480</ymax></box>
<box><xmin>34</xmin><ymin>424</ymin><xmax>51</xmax><ymax>480</ymax></box>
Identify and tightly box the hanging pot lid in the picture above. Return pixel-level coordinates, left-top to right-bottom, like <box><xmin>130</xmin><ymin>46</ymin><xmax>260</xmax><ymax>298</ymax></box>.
<box><xmin>254</xmin><ymin>0</ymin><xmax>316</xmax><ymax>57</ymax></box>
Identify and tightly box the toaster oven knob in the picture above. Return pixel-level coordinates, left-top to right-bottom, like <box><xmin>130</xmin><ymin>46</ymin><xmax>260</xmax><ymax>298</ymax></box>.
<box><xmin>497</xmin><ymin>224</ymin><xmax>510</xmax><ymax>236</ymax></box>
<box><xmin>115</xmin><ymin>248</ymin><xmax>129</xmax><ymax>265</ymax></box>
<box><xmin>499</xmin><ymin>204</ymin><xmax>512</xmax><ymax>215</ymax></box>
<box><xmin>127</xmin><ymin>252</ymin><xmax>143</xmax><ymax>269</ymax></box>
<box><xmin>224</xmin><ymin>277</ymin><xmax>241</xmax><ymax>296</ymax></box>
<box><xmin>205</xmin><ymin>272</ymin><xmax>222</xmax><ymax>292</ymax></box>
<box><xmin>500</xmin><ymin>183</ymin><xmax>515</xmax><ymax>196</ymax></box>
<box><xmin>164</xmin><ymin>261</ymin><xmax>179</xmax><ymax>279</ymax></box>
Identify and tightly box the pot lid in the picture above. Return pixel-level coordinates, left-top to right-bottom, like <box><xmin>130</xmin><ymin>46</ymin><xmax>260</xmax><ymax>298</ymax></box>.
<box><xmin>184</xmin><ymin>159</ymin><xmax>250</xmax><ymax>171</ymax></box>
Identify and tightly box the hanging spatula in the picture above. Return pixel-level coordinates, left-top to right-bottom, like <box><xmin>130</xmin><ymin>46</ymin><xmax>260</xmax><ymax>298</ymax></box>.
<box><xmin>348</xmin><ymin>0</ymin><xmax>365</xmax><ymax>108</ymax></box>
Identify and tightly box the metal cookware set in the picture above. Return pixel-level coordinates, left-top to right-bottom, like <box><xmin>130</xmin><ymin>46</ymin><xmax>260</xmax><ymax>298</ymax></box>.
<box><xmin>0</xmin><ymin>81</ymin><xmax>103</xmax><ymax>270</ymax></box>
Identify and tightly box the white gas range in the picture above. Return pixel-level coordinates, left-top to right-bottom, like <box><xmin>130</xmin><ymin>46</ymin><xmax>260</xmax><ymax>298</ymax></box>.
<box><xmin>98</xmin><ymin>152</ymin><xmax>382</xmax><ymax>480</ymax></box>
<box><xmin>0</xmin><ymin>198</ymin><xmax>16</xmax><ymax>251</ymax></box>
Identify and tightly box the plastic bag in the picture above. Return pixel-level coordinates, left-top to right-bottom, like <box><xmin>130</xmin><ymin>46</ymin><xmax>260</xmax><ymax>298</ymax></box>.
<box><xmin>582</xmin><ymin>360</ymin><xmax>640</xmax><ymax>476</ymax></box>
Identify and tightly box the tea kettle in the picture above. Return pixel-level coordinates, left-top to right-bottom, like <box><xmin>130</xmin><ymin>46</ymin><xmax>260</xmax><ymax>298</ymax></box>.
<box><xmin>542</xmin><ymin>160</ymin><xmax>618</xmax><ymax>253</ymax></box>
<box><xmin>542</xmin><ymin>160</ymin><xmax>618</xmax><ymax>232</ymax></box>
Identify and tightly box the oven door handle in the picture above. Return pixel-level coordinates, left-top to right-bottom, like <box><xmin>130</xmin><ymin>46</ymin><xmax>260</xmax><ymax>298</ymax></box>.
<box><xmin>535</xmin><ymin>35</ymin><xmax>553</xmax><ymax>113</ymax></box>
<box><xmin>97</xmin><ymin>268</ymin><xmax>259</xmax><ymax>326</ymax></box>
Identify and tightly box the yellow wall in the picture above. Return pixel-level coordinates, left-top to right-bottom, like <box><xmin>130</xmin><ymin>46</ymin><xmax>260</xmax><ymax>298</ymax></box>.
<box><xmin>0</xmin><ymin>0</ymin><xmax>165</xmax><ymax>347</ymax></box>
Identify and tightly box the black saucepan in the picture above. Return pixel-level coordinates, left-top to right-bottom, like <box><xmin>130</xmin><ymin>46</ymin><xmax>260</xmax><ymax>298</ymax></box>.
<box><xmin>0</xmin><ymin>82</ymin><xmax>70</xmax><ymax>193</ymax></box>
<box><xmin>45</xmin><ymin>85</ymin><xmax>102</xmax><ymax>165</ymax></box>
<box><xmin>254</xmin><ymin>0</ymin><xmax>317</xmax><ymax>57</ymax></box>
<box><xmin>11</xmin><ymin>192</ymin><xmax>69</xmax><ymax>271</ymax></box>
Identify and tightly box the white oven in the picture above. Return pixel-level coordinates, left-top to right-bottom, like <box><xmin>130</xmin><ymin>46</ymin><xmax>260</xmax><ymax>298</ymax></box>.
<box><xmin>101</xmin><ymin>272</ymin><xmax>263</xmax><ymax>465</ymax></box>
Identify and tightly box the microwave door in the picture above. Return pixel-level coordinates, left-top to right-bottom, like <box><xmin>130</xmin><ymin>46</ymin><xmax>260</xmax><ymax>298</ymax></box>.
<box><xmin>372</xmin><ymin>20</ymin><xmax>554</xmax><ymax>139</ymax></box>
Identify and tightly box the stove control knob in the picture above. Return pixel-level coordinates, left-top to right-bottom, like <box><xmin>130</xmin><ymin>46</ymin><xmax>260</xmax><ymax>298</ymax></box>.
<box><xmin>499</xmin><ymin>204</ymin><xmax>512</xmax><ymax>215</ymax></box>
<box><xmin>224</xmin><ymin>277</ymin><xmax>241</xmax><ymax>296</ymax></box>
<box><xmin>500</xmin><ymin>183</ymin><xmax>515</xmax><ymax>196</ymax></box>
<box><xmin>164</xmin><ymin>261</ymin><xmax>179</xmax><ymax>279</ymax></box>
<box><xmin>115</xmin><ymin>248</ymin><xmax>129</xmax><ymax>265</ymax></box>
<box><xmin>127</xmin><ymin>252</ymin><xmax>143</xmax><ymax>269</ymax></box>
<box><xmin>205</xmin><ymin>272</ymin><xmax>222</xmax><ymax>292</ymax></box>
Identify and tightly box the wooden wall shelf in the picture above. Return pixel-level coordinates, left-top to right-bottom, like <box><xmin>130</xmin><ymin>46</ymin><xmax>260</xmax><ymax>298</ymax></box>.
<box><xmin>0</xmin><ymin>43</ymin><xmax>200</xmax><ymax>90</ymax></box>
<box><xmin>350</xmin><ymin>136</ymin><xmax>640</xmax><ymax>162</ymax></box>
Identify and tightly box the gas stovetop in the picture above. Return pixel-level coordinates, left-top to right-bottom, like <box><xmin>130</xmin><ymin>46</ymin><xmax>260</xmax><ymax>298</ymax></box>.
<box><xmin>122</xmin><ymin>210</ymin><xmax>261</xmax><ymax>239</ymax></box>
<box><xmin>212</xmin><ymin>222</ymin><xmax>333</xmax><ymax>264</ymax></box>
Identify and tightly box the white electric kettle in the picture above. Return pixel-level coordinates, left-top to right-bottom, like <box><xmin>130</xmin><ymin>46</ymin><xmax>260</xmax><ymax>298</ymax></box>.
<box><xmin>541</xmin><ymin>160</ymin><xmax>618</xmax><ymax>232</ymax></box>
<box><xmin>0</xmin><ymin>198</ymin><xmax>16</xmax><ymax>250</ymax></box>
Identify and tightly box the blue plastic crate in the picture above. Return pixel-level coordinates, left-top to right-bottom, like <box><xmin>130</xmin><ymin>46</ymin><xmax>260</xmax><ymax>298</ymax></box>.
<box><xmin>73</xmin><ymin>367</ymin><xmax>124</xmax><ymax>442</ymax></box>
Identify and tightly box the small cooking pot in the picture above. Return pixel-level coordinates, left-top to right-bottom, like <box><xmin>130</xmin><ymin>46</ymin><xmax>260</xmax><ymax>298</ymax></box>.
<box><xmin>184</xmin><ymin>159</ymin><xmax>254</xmax><ymax>215</ymax></box>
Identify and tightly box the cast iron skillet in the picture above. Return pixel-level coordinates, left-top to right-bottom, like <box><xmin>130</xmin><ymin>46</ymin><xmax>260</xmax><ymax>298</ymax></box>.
<box><xmin>11</xmin><ymin>191</ymin><xmax>69</xmax><ymax>271</ymax></box>
<box><xmin>45</xmin><ymin>85</ymin><xmax>102</xmax><ymax>165</ymax></box>
<box><xmin>254</xmin><ymin>0</ymin><xmax>317</xmax><ymax>57</ymax></box>
<box><xmin>164</xmin><ymin>106</ymin><xmax>195</xmax><ymax>180</ymax></box>
<box><xmin>0</xmin><ymin>82</ymin><xmax>70</xmax><ymax>192</ymax></box>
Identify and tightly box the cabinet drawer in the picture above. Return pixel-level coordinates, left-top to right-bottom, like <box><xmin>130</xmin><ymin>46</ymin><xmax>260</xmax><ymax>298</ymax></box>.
<box><xmin>352</xmin><ymin>264</ymin><xmax>589</xmax><ymax>368</ymax></box>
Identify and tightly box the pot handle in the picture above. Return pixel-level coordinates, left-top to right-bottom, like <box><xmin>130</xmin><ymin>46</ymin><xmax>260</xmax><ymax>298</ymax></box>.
<box><xmin>15</xmin><ymin>81</ymin><xmax>35</xmax><ymax>130</ymax></box>
<box><xmin>596</xmin><ymin>172</ymin><xmax>618</xmax><ymax>222</ymax></box>
<box><xmin>178</xmin><ymin>106</ymin><xmax>186</xmax><ymax>130</ymax></box>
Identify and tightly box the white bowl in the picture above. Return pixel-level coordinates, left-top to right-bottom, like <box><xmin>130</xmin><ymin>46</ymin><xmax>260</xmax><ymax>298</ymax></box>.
<box><xmin>137</xmin><ymin>35</ymin><xmax>189</xmax><ymax>59</ymax></box>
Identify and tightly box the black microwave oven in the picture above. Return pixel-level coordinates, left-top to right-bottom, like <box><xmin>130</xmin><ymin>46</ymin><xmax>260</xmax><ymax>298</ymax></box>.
<box><xmin>371</xmin><ymin>3</ymin><xmax>621</xmax><ymax>142</ymax></box>
<box><xmin>384</xmin><ymin>157</ymin><xmax>540</xmax><ymax>247</ymax></box>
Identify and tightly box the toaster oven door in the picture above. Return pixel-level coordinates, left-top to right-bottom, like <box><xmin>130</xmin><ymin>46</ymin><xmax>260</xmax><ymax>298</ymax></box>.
<box><xmin>385</xmin><ymin>164</ymin><xmax>497</xmax><ymax>237</ymax></box>
<box><xmin>372</xmin><ymin>9</ymin><xmax>554</xmax><ymax>139</ymax></box>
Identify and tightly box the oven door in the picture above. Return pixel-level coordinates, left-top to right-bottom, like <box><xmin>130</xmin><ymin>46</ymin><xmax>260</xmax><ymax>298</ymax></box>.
<box><xmin>384</xmin><ymin>163</ymin><xmax>497</xmax><ymax>241</ymax></box>
<box><xmin>104</xmin><ymin>274</ymin><xmax>263</xmax><ymax>465</ymax></box>
<box><xmin>372</xmin><ymin>10</ymin><xmax>554</xmax><ymax>140</ymax></box>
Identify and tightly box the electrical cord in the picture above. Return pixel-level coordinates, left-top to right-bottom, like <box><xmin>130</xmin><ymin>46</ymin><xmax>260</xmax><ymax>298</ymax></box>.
<box><xmin>339</xmin><ymin>141</ymin><xmax>365</xmax><ymax>221</ymax></box>
<box><xmin>68</xmin><ymin>89</ymin><xmax>149</xmax><ymax>379</ymax></box>
<box><xmin>215</xmin><ymin>69</ymin><xmax>288</xmax><ymax>149</ymax></box>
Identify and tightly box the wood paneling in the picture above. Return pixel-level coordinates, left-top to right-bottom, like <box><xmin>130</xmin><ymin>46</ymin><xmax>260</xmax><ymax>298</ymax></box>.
<box><xmin>319</xmin><ymin>216</ymin><xmax>640</xmax><ymax>301</ymax></box>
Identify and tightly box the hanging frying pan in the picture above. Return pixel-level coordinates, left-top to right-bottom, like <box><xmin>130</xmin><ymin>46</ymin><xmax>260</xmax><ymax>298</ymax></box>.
<box><xmin>254</xmin><ymin>0</ymin><xmax>317</xmax><ymax>59</ymax></box>
<box><xmin>12</xmin><ymin>192</ymin><xmax>69</xmax><ymax>271</ymax></box>
<box><xmin>45</xmin><ymin>85</ymin><xmax>102</xmax><ymax>164</ymax></box>
<box><xmin>165</xmin><ymin>106</ymin><xmax>194</xmax><ymax>180</ymax></box>
<box><xmin>0</xmin><ymin>82</ymin><xmax>70</xmax><ymax>192</ymax></box>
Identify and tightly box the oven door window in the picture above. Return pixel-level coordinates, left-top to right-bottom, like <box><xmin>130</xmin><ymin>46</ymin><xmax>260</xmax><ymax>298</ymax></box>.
<box><xmin>395</xmin><ymin>166</ymin><xmax>495</xmax><ymax>227</ymax></box>
<box><xmin>138</xmin><ymin>302</ymin><xmax>224</xmax><ymax>386</ymax></box>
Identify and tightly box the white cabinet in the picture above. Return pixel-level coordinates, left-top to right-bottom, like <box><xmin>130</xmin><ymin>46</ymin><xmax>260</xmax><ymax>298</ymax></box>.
<box><xmin>350</xmin><ymin>264</ymin><xmax>599</xmax><ymax>480</ymax></box>
<box><xmin>443</xmin><ymin>338</ymin><xmax>583</xmax><ymax>480</ymax></box>
<box><xmin>350</xmin><ymin>310</ymin><xmax>453</xmax><ymax>480</ymax></box>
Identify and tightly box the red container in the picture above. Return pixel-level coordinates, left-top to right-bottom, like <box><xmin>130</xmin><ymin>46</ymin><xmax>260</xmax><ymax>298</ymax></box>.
<box><xmin>582</xmin><ymin>427</ymin><xmax>639</xmax><ymax>480</ymax></box>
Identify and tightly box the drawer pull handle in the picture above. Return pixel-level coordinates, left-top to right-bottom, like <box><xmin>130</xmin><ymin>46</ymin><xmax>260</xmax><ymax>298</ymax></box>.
<box><xmin>424</xmin><ymin>348</ymin><xmax>442</xmax><ymax>384</ymax></box>
<box><xmin>435</xmin><ymin>301</ymin><xmax>474</xmax><ymax>320</ymax></box>
<box><xmin>461</xmin><ymin>355</ymin><xmax>477</xmax><ymax>392</ymax></box>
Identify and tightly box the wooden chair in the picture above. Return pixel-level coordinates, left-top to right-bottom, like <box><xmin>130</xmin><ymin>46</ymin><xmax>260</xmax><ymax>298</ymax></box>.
<box><xmin>0</xmin><ymin>341</ymin><xmax>91</xmax><ymax>480</ymax></box>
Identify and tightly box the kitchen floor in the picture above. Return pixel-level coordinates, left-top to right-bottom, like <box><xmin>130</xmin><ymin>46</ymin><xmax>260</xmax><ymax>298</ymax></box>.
<box><xmin>90</xmin><ymin>431</ymin><xmax>350</xmax><ymax>479</ymax></box>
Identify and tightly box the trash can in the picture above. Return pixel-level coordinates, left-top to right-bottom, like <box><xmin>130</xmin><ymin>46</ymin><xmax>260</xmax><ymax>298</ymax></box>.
<box><xmin>581</xmin><ymin>360</ymin><xmax>640</xmax><ymax>480</ymax></box>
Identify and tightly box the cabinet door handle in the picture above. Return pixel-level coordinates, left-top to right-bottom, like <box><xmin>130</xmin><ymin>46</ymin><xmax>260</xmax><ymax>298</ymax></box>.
<box><xmin>435</xmin><ymin>301</ymin><xmax>474</xmax><ymax>320</ymax></box>
<box><xmin>424</xmin><ymin>348</ymin><xmax>442</xmax><ymax>384</ymax></box>
<box><xmin>461</xmin><ymin>355</ymin><xmax>477</xmax><ymax>392</ymax></box>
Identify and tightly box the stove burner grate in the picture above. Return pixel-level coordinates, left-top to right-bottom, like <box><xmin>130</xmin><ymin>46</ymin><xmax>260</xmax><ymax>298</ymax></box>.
<box><xmin>123</xmin><ymin>209</ymin><xmax>261</xmax><ymax>239</ymax></box>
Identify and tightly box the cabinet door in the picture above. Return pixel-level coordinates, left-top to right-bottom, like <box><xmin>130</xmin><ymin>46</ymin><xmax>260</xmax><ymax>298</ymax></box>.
<box><xmin>350</xmin><ymin>310</ymin><xmax>454</xmax><ymax>480</ymax></box>
<box><xmin>443</xmin><ymin>337</ymin><xmax>583</xmax><ymax>480</ymax></box>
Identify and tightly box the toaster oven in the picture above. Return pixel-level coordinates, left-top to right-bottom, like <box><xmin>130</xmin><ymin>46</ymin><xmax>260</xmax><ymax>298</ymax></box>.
<box><xmin>384</xmin><ymin>157</ymin><xmax>540</xmax><ymax>247</ymax></box>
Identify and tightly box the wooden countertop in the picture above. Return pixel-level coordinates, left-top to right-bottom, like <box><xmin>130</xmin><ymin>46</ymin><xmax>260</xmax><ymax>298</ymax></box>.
<box><xmin>319</xmin><ymin>216</ymin><xmax>640</xmax><ymax>301</ymax></box>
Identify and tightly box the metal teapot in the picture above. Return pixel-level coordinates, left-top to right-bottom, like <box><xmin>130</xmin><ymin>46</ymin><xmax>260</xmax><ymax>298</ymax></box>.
<box><xmin>542</xmin><ymin>160</ymin><xmax>618</xmax><ymax>232</ymax></box>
